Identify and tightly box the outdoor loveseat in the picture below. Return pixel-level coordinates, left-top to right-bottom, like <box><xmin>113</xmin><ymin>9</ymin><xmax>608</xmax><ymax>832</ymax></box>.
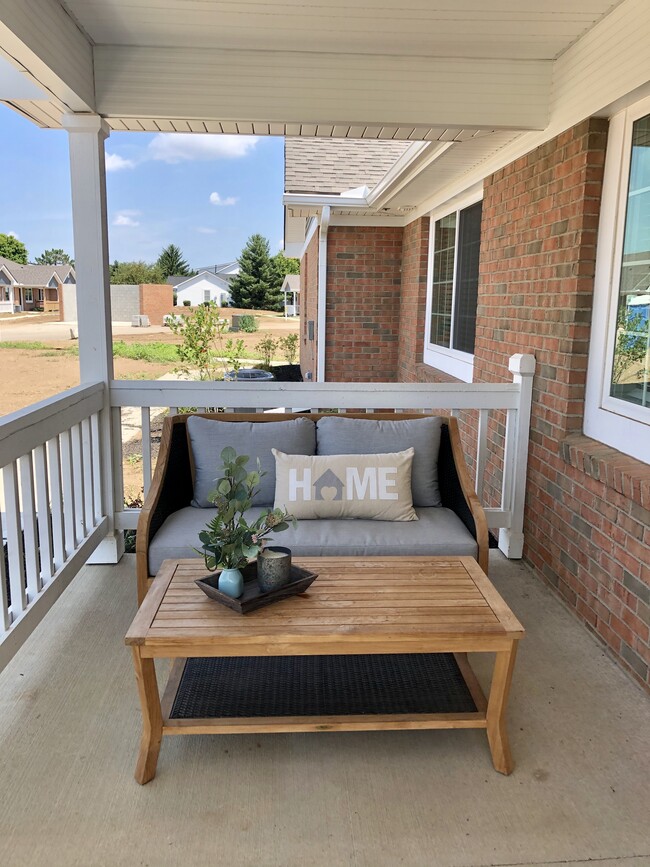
<box><xmin>135</xmin><ymin>412</ymin><xmax>488</xmax><ymax>605</ymax></box>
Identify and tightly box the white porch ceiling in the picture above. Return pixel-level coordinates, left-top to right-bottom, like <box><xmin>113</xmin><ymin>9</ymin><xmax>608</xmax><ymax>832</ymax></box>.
<box><xmin>0</xmin><ymin>0</ymin><xmax>628</xmax><ymax>136</ymax></box>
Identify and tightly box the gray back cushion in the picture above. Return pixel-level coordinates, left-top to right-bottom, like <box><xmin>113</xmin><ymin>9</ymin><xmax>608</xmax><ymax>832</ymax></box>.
<box><xmin>316</xmin><ymin>416</ymin><xmax>443</xmax><ymax>507</ymax></box>
<box><xmin>187</xmin><ymin>416</ymin><xmax>316</xmax><ymax>507</ymax></box>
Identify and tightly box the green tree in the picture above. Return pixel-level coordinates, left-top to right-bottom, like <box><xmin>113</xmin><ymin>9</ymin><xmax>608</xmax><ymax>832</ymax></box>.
<box><xmin>110</xmin><ymin>260</ymin><xmax>164</xmax><ymax>284</ymax></box>
<box><xmin>229</xmin><ymin>234</ymin><xmax>274</xmax><ymax>309</ymax></box>
<box><xmin>612</xmin><ymin>304</ymin><xmax>649</xmax><ymax>384</ymax></box>
<box><xmin>168</xmin><ymin>301</ymin><xmax>229</xmax><ymax>380</ymax></box>
<box><xmin>35</xmin><ymin>248</ymin><xmax>73</xmax><ymax>266</ymax></box>
<box><xmin>266</xmin><ymin>251</ymin><xmax>300</xmax><ymax>312</ymax></box>
<box><xmin>157</xmin><ymin>243</ymin><xmax>190</xmax><ymax>279</ymax></box>
<box><xmin>0</xmin><ymin>233</ymin><xmax>28</xmax><ymax>264</ymax></box>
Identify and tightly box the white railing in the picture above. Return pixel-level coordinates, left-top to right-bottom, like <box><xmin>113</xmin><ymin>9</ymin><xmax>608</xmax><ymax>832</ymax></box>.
<box><xmin>0</xmin><ymin>382</ymin><xmax>108</xmax><ymax>673</ymax></box>
<box><xmin>110</xmin><ymin>354</ymin><xmax>535</xmax><ymax>558</ymax></box>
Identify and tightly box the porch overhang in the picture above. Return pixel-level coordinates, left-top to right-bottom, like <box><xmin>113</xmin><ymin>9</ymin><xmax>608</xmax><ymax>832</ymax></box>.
<box><xmin>2</xmin><ymin>1</ymin><xmax>647</xmax><ymax>139</ymax></box>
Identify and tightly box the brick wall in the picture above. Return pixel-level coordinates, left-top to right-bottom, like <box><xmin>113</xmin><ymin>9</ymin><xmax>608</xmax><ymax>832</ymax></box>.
<box><xmin>325</xmin><ymin>226</ymin><xmax>403</xmax><ymax>382</ymax></box>
<box><xmin>139</xmin><ymin>283</ymin><xmax>173</xmax><ymax>326</ymax></box>
<box><xmin>300</xmin><ymin>230</ymin><xmax>319</xmax><ymax>381</ymax></box>
<box><xmin>475</xmin><ymin>117</ymin><xmax>650</xmax><ymax>690</ymax></box>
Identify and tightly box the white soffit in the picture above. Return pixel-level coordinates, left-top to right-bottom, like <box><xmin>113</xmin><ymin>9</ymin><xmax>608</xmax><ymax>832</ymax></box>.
<box><xmin>63</xmin><ymin>0</ymin><xmax>618</xmax><ymax>60</ymax></box>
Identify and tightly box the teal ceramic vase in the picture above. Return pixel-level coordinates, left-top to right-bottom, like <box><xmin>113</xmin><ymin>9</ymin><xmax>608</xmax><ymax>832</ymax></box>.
<box><xmin>218</xmin><ymin>567</ymin><xmax>244</xmax><ymax>599</ymax></box>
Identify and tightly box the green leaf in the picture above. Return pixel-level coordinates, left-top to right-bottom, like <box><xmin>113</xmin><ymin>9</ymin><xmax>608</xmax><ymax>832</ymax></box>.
<box><xmin>220</xmin><ymin>446</ymin><xmax>236</xmax><ymax>463</ymax></box>
<box><xmin>274</xmin><ymin>522</ymin><xmax>289</xmax><ymax>532</ymax></box>
<box><xmin>217</xmin><ymin>479</ymin><xmax>230</xmax><ymax>495</ymax></box>
<box><xmin>235</xmin><ymin>454</ymin><xmax>250</xmax><ymax>465</ymax></box>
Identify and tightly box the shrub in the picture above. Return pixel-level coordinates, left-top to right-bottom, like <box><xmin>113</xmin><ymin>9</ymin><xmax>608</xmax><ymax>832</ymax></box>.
<box><xmin>238</xmin><ymin>314</ymin><xmax>258</xmax><ymax>333</ymax></box>
<box><xmin>182</xmin><ymin>299</ymin><xmax>191</xmax><ymax>307</ymax></box>
<box><xmin>255</xmin><ymin>335</ymin><xmax>277</xmax><ymax>370</ymax></box>
<box><xmin>279</xmin><ymin>333</ymin><xmax>298</xmax><ymax>365</ymax></box>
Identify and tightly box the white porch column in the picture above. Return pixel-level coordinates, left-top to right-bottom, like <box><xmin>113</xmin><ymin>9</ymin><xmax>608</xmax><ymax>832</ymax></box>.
<box><xmin>63</xmin><ymin>114</ymin><xmax>124</xmax><ymax>564</ymax></box>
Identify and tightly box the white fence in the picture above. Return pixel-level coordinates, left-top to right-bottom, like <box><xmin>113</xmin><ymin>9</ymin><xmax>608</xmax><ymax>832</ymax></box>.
<box><xmin>110</xmin><ymin>354</ymin><xmax>535</xmax><ymax>558</ymax></box>
<box><xmin>0</xmin><ymin>382</ymin><xmax>108</xmax><ymax>672</ymax></box>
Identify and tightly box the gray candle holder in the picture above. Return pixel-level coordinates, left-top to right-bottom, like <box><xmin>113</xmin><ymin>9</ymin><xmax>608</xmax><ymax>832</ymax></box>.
<box><xmin>257</xmin><ymin>546</ymin><xmax>292</xmax><ymax>592</ymax></box>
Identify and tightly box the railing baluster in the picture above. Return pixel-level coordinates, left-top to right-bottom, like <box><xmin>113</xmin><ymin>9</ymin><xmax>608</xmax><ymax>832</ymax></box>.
<box><xmin>59</xmin><ymin>429</ymin><xmax>76</xmax><ymax>555</ymax></box>
<box><xmin>500</xmin><ymin>408</ymin><xmax>517</xmax><ymax>516</ymax></box>
<box><xmin>0</xmin><ymin>510</ymin><xmax>10</xmax><ymax>632</ymax></box>
<box><xmin>70</xmin><ymin>423</ymin><xmax>86</xmax><ymax>542</ymax></box>
<box><xmin>33</xmin><ymin>444</ymin><xmax>54</xmax><ymax>585</ymax></box>
<box><xmin>168</xmin><ymin>406</ymin><xmax>177</xmax><ymax>416</ymax></box>
<box><xmin>2</xmin><ymin>461</ymin><xmax>26</xmax><ymax>615</ymax></box>
<box><xmin>141</xmin><ymin>407</ymin><xmax>152</xmax><ymax>497</ymax></box>
<box><xmin>19</xmin><ymin>453</ymin><xmax>40</xmax><ymax>599</ymax></box>
<box><xmin>81</xmin><ymin>417</ymin><xmax>94</xmax><ymax>531</ymax></box>
<box><xmin>476</xmin><ymin>409</ymin><xmax>489</xmax><ymax>502</ymax></box>
<box><xmin>90</xmin><ymin>412</ymin><xmax>102</xmax><ymax>524</ymax></box>
<box><xmin>47</xmin><ymin>437</ymin><xmax>65</xmax><ymax>571</ymax></box>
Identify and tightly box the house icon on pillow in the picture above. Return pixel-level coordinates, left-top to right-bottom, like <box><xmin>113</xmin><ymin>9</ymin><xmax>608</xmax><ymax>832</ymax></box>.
<box><xmin>314</xmin><ymin>469</ymin><xmax>344</xmax><ymax>501</ymax></box>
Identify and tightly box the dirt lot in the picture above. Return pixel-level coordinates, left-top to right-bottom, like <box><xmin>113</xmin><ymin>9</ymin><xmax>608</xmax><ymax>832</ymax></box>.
<box><xmin>0</xmin><ymin>308</ymin><xmax>299</xmax><ymax>417</ymax></box>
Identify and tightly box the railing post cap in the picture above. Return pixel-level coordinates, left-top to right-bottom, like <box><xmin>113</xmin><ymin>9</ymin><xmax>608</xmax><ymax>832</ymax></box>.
<box><xmin>508</xmin><ymin>353</ymin><xmax>536</xmax><ymax>375</ymax></box>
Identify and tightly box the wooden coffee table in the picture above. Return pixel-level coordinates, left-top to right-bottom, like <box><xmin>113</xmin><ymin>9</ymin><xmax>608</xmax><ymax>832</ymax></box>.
<box><xmin>125</xmin><ymin>556</ymin><xmax>524</xmax><ymax>784</ymax></box>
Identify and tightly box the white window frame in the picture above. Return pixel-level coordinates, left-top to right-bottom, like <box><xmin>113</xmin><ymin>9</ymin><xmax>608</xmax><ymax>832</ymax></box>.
<box><xmin>423</xmin><ymin>189</ymin><xmax>483</xmax><ymax>382</ymax></box>
<box><xmin>585</xmin><ymin>95</ymin><xmax>650</xmax><ymax>464</ymax></box>
<box><xmin>203</xmin><ymin>289</ymin><xmax>211</xmax><ymax>303</ymax></box>
<box><xmin>24</xmin><ymin>287</ymin><xmax>33</xmax><ymax>303</ymax></box>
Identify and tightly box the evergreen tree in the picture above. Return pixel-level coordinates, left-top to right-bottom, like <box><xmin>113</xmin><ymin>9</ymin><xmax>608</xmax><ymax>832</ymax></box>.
<box><xmin>157</xmin><ymin>243</ymin><xmax>190</xmax><ymax>279</ymax></box>
<box><xmin>229</xmin><ymin>234</ymin><xmax>274</xmax><ymax>309</ymax></box>
<box><xmin>35</xmin><ymin>248</ymin><xmax>73</xmax><ymax>265</ymax></box>
<box><xmin>267</xmin><ymin>252</ymin><xmax>300</xmax><ymax>312</ymax></box>
<box><xmin>0</xmin><ymin>233</ymin><xmax>28</xmax><ymax>264</ymax></box>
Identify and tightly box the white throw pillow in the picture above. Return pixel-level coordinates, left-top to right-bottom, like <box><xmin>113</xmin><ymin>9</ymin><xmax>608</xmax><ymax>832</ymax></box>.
<box><xmin>273</xmin><ymin>448</ymin><xmax>418</xmax><ymax>522</ymax></box>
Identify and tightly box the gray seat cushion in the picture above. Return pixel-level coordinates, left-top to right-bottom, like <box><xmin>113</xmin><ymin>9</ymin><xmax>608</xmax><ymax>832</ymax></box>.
<box><xmin>186</xmin><ymin>415</ymin><xmax>316</xmax><ymax>507</ymax></box>
<box><xmin>316</xmin><ymin>416</ymin><xmax>443</xmax><ymax>507</ymax></box>
<box><xmin>148</xmin><ymin>505</ymin><xmax>478</xmax><ymax>575</ymax></box>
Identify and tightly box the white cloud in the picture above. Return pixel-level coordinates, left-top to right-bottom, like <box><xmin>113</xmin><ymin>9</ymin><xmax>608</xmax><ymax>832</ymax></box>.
<box><xmin>7</xmin><ymin>231</ymin><xmax>19</xmax><ymax>239</ymax></box>
<box><xmin>113</xmin><ymin>210</ymin><xmax>141</xmax><ymax>228</ymax></box>
<box><xmin>196</xmin><ymin>227</ymin><xmax>218</xmax><ymax>235</ymax></box>
<box><xmin>278</xmin><ymin>238</ymin><xmax>284</xmax><ymax>250</ymax></box>
<box><xmin>209</xmin><ymin>192</ymin><xmax>238</xmax><ymax>207</ymax></box>
<box><xmin>148</xmin><ymin>133</ymin><xmax>258</xmax><ymax>164</ymax></box>
<box><xmin>106</xmin><ymin>153</ymin><xmax>135</xmax><ymax>172</ymax></box>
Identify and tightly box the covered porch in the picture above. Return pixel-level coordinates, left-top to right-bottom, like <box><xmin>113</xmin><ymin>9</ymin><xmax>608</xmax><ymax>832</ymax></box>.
<box><xmin>1</xmin><ymin>551</ymin><xmax>648</xmax><ymax>867</ymax></box>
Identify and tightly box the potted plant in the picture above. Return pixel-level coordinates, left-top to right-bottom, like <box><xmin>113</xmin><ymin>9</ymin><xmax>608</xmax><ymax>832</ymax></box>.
<box><xmin>198</xmin><ymin>446</ymin><xmax>294</xmax><ymax>598</ymax></box>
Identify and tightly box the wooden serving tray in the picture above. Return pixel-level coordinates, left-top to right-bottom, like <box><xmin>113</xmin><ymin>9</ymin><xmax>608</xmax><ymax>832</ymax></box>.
<box><xmin>194</xmin><ymin>561</ymin><xmax>318</xmax><ymax>614</ymax></box>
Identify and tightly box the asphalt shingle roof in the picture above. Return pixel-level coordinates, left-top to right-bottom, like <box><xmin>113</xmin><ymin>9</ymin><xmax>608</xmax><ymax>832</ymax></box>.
<box><xmin>0</xmin><ymin>256</ymin><xmax>74</xmax><ymax>285</ymax></box>
<box><xmin>284</xmin><ymin>138</ymin><xmax>411</xmax><ymax>195</ymax></box>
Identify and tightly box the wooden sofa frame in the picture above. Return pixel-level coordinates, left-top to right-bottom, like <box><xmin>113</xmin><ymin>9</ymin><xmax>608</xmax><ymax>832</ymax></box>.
<box><xmin>135</xmin><ymin>413</ymin><xmax>489</xmax><ymax>605</ymax></box>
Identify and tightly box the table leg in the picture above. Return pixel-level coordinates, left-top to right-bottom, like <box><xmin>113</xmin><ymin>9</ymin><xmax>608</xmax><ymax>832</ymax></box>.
<box><xmin>486</xmin><ymin>640</ymin><xmax>519</xmax><ymax>775</ymax></box>
<box><xmin>131</xmin><ymin>647</ymin><xmax>163</xmax><ymax>785</ymax></box>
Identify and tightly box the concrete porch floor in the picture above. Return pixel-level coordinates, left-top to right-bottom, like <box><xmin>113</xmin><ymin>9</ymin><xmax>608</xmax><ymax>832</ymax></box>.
<box><xmin>0</xmin><ymin>552</ymin><xmax>648</xmax><ymax>867</ymax></box>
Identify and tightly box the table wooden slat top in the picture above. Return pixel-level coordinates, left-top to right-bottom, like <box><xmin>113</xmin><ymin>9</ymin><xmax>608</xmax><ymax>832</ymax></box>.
<box><xmin>126</xmin><ymin>557</ymin><xmax>524</xmax><ymax>657</ymax></box>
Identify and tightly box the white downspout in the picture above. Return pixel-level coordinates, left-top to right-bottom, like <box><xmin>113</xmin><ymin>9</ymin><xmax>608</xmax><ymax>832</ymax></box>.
<box><xmin>317</xmin><ymin>205</ymin><xmax>330</xmax><ymax>382</ymax></box>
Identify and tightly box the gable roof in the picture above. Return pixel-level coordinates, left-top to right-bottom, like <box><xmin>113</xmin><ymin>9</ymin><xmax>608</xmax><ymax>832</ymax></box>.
<box><xmin>285</xmin><ymin>138</ymin><xmax>411</xmax><ymax>195</ymax></box>
<box><xmin>173</xmin><ymin>270</ymin><xmax>231</xmax><ymax>292</ymax></box>
<box><xmin>0</xmin><ymin>256</ymin><xmax>75</xmax><ymax>286</ymax></box>
<box><xmin>282</xmin><ymin>274</ymin><xmax>300</xmax><ymax>292</ymax></box>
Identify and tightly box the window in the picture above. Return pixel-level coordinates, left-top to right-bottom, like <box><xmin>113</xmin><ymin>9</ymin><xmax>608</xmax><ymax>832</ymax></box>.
<box><xmin>585</xmin><ymin>97</ymin><xmax>650</xmax><ymax>463</ymax></box>
<box><xmin>24</xmin><ymin>288</ymin><xmax>33</xmax><ymax>303</ymax></box>
<box><xmin>424</xmin><ymin>194</ymin><xmax>482</xmax><ymax>381</ymax></box>
<box><xmin>203</xmin><ymin>289</ymin><xmax>211</xmax><ymax>303</ymax></box>
<box><xmin>37</xmin><ymin>288</ymin><xmax>44</xmax><ymax>302</ymax></box>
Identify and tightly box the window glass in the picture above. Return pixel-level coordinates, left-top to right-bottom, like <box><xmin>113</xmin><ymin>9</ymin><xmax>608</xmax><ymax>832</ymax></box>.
<box><xmin>453</xmin><ymin>201</ymin><xmax>482</xmax><ymax>354</ymax></box>
<box><xmin>429</xmin><ymin>213</ymin><xmax>456</xmax><ymax>348</ymax></box>
<box><xmin>610</xmin><ymin>114</ymin><xmax>650</xmax><ymax>409</ymax></box>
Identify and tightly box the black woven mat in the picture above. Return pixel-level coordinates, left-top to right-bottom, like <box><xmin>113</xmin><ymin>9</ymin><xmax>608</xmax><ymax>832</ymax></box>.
<box><xmin>169</xmin><ymin>654</ymin><xmax>477</xmax><ymax>719</ymax></box>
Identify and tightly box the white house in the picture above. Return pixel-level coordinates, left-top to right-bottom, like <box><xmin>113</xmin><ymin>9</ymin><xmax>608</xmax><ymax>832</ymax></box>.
<box><xmin>173</xmin><ymin>270</ymin><xmax>231</xmax><ymax>307</ymax></box>
<box><xmin>282</xmin><ymin>273</ymin><xmax>299</xmax><ymax>317</ymax></box>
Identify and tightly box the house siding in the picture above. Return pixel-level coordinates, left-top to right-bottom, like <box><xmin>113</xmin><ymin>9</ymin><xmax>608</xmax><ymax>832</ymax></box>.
<box><xmin>325</xmin><ymin>226</ymin><xmax>403</xmax><ymax>382</ymax></box>
<box><xmin>474</xmin><ymin>117</ymin><xmax>650</xmax><ymax>691</ymax></box>
<box><xmin>300</xmin><ymin>229</ymin><xmax>319</xmax><ymax>381</ymax></box>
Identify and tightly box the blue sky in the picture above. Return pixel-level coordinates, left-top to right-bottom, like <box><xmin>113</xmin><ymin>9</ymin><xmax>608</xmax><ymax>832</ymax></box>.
<box><xmin>0</xmin><ymin>104</ymin><xmax>285</xmax><ymax>267</ymax></box>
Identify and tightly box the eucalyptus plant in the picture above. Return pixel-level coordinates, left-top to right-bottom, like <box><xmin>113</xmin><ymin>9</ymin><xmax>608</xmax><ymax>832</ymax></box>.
<box><xmin>198</xmin><ymin>446</ymin><xmax>294</xmax><ymax>571</ymax></box>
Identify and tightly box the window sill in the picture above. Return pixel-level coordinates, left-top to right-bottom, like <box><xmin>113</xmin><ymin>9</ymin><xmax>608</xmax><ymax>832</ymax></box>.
<box><xmin>560</xmin><ymin>434</ymin><xmax>650</xmax><ymax>511</ymax></box>
<box><xmin>422</xmin><ymin>346</ymin><xmax>474</xmax><ymax>382</ymax></box>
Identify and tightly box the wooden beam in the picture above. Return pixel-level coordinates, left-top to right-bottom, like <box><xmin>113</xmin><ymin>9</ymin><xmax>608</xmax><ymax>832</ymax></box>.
<box><xmin>0</xmin><ymin>0</ymin><xmax>94</xmax><ymax>111</ymax></box>
<box><xmin>94</xmin><ymin>46</ymin><xmax>551</xmax><ymax>132</ymax></box>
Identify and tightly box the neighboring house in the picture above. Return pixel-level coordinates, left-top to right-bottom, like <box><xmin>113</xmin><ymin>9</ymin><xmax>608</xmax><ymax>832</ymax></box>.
<box><xmin>282</xmin><ymin>273</ymin><xmax>299</xmax><ymax>317</ymax></box>
<box><xmin>59</xmin><ymin>282</ymin><xmax>173</xmax><ymax>326</ymax></box>
<box><xmin>284</xmin><ymin>104</ymin><xmax>650</xmax><ymax>691</ymax></box>
<box><xmin>195</xmin><ymin>261</ymin><xmax>240</xmax><ymax>285</ymax></box>
<box><xmin>173</xmin><ymin>270</ymin><xmax>232</xmax><ymax>307</ymax></box>
<box><xmin>0</xmin><ymin>256</ymin><xmax>75</xmax><ymax>313</ymax></box>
